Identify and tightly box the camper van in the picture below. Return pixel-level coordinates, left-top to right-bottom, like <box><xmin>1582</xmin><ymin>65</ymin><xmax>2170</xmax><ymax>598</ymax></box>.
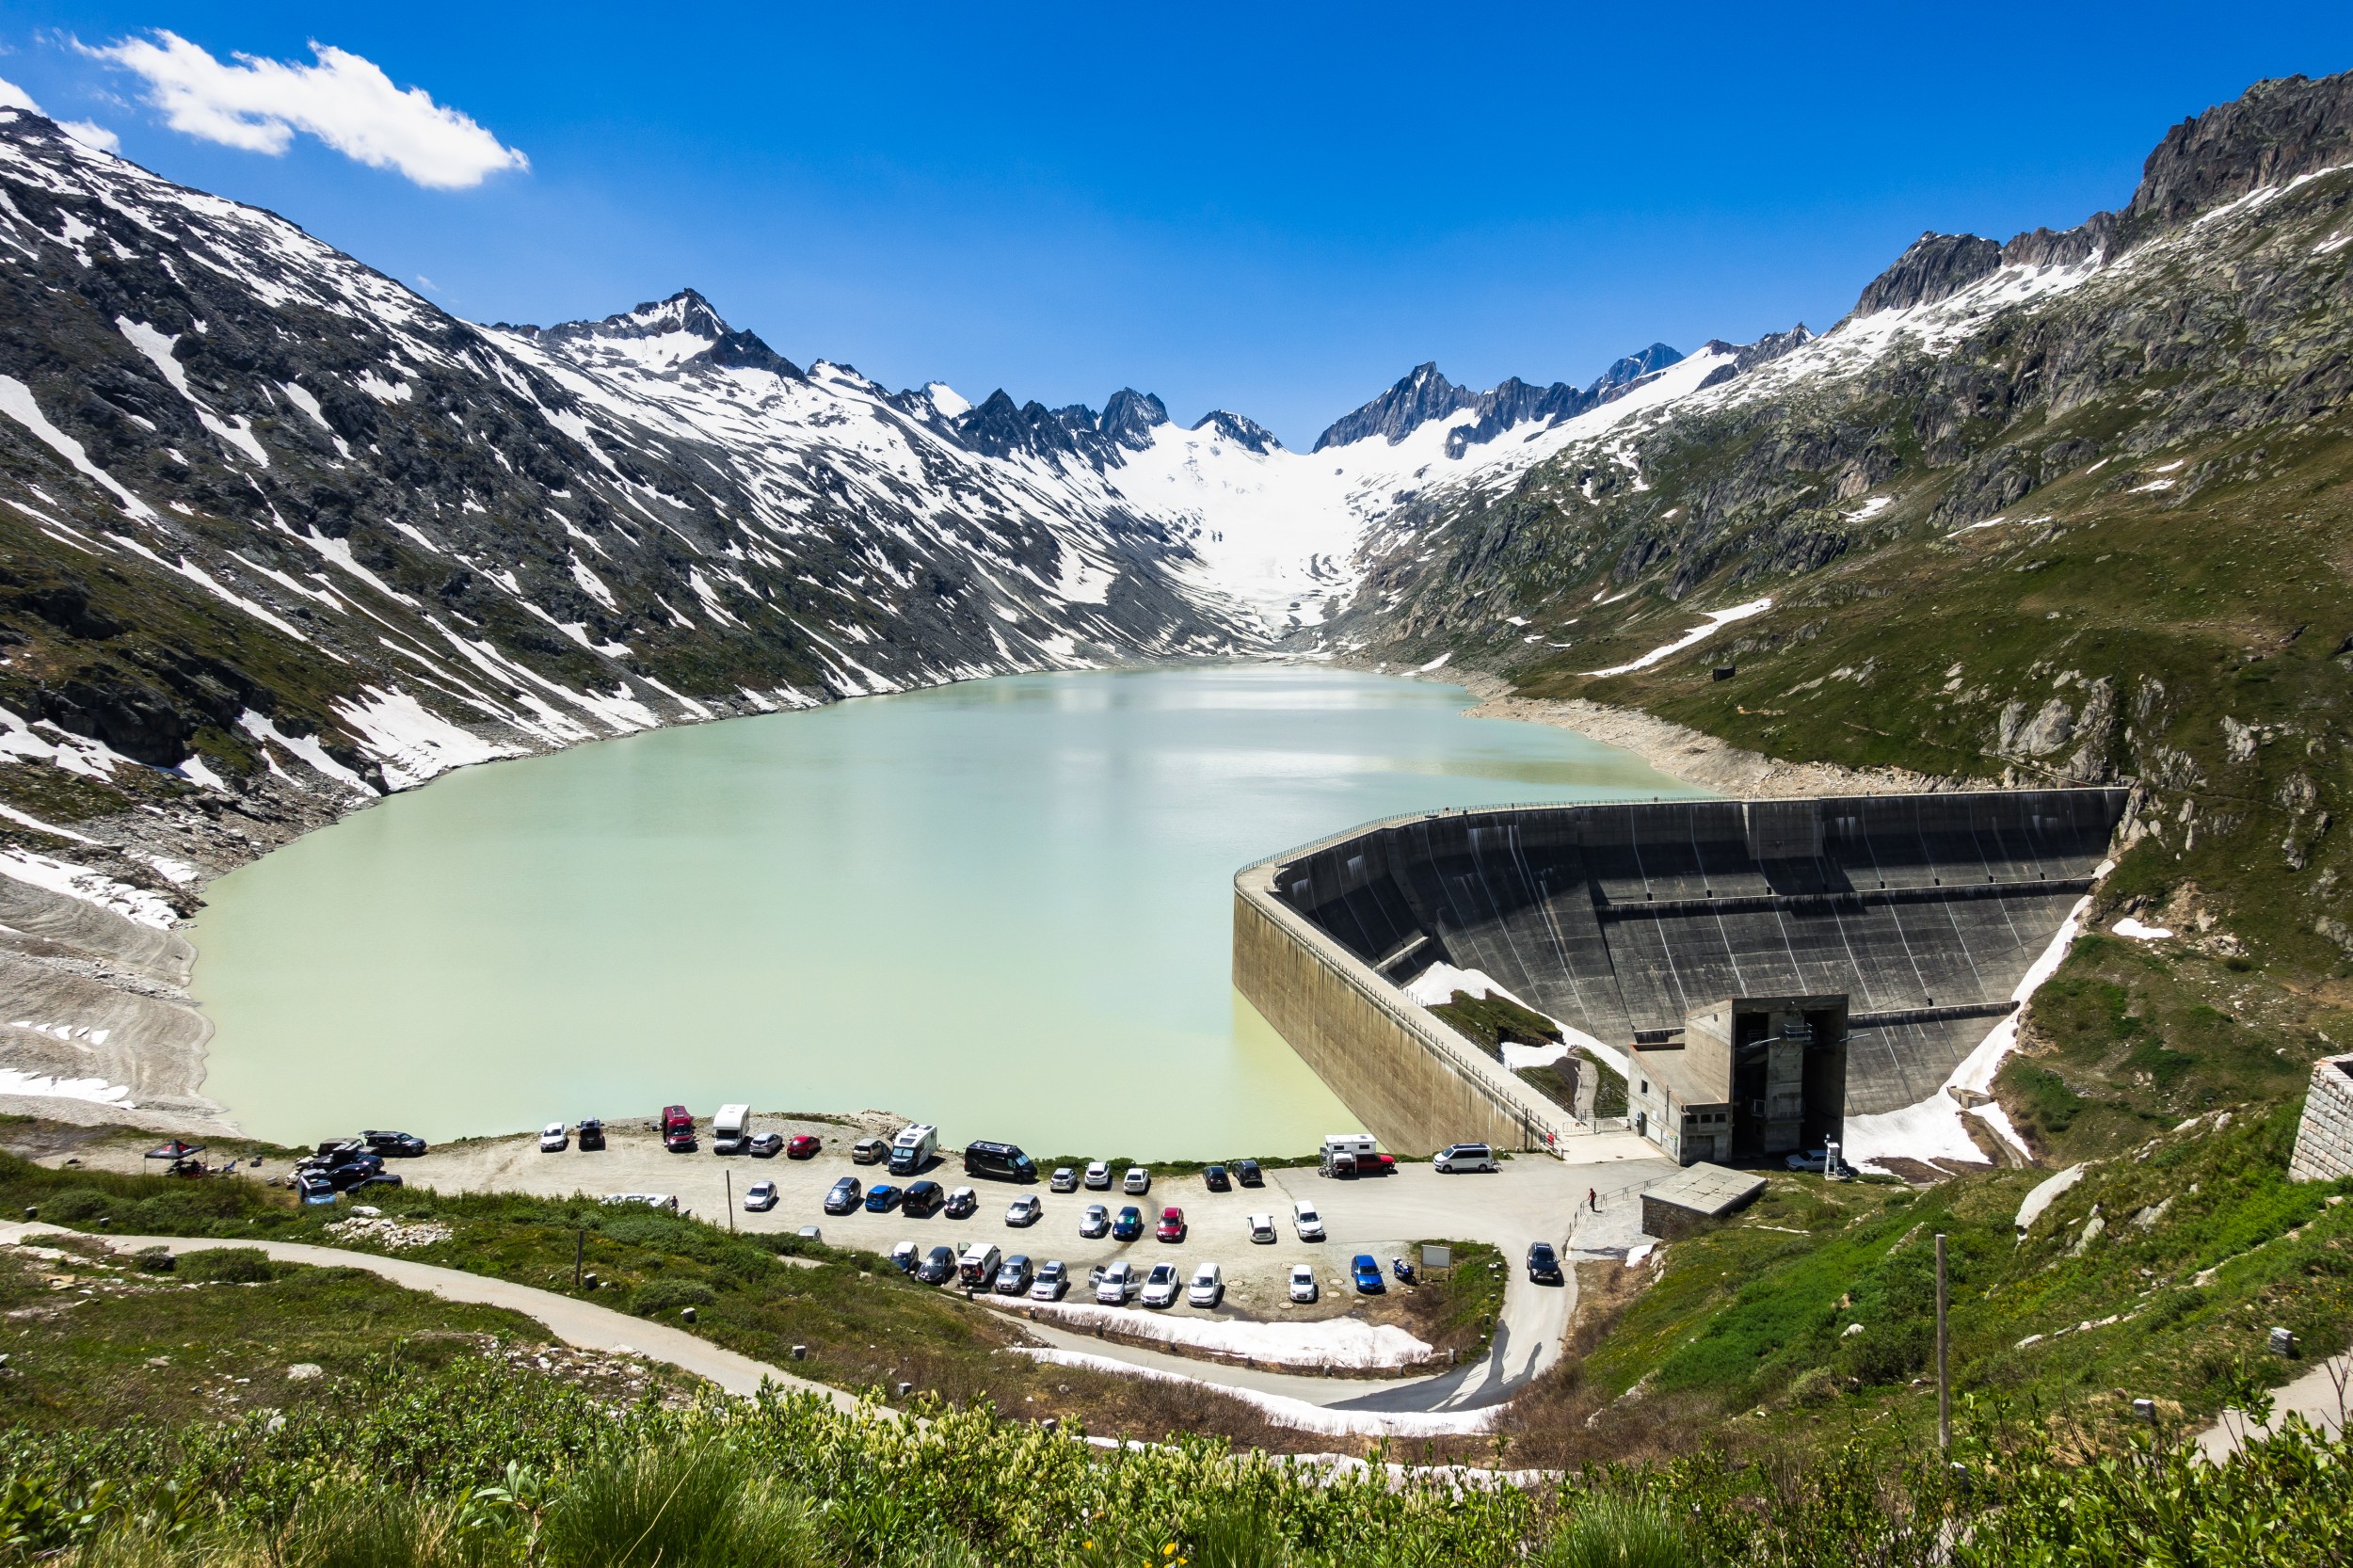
<box><xmin>963</xmin><ymin>1140</ymin><xmax>1036</xmax><ymax>1182</ymax></box>
<box><xmin>888</xmin><ymin>1124</ymin><xmax>939</xmax><ymax>1176</ymax></box>
<box><xmin>1320</xmin><ymin>1133</ymin><xmax>1378</xmax><ymax>1177</ymax></box>
<box><xmin>712</xmin><ymin>1104</ymin><xmax>753</xmax><ymax>1155</ymax></box>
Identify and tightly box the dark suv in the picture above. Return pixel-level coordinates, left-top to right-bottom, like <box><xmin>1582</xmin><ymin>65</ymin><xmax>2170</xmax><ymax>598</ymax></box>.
<box><xmin>361</xmin><ymin>1130</ymin><xmax>426</xmax><ymax>1158</ymax></box>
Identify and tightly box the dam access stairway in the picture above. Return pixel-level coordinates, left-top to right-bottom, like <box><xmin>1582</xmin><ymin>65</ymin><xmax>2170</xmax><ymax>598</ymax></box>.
<box><xmin>1239</xmin><ymin>790</ymin><xmax>2124</xmax><ymax>1153</ymax></box>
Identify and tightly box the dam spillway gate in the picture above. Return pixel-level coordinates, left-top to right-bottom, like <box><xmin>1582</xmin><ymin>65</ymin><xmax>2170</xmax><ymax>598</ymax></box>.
<box><xmin>1232</xmin><ymin>789</ymin><xmax>2126</xmax><ymax>1158</ymax></box>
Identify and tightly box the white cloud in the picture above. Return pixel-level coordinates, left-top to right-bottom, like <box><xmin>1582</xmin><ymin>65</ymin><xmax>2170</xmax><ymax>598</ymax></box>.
<box><xmin>0</xmin><ymin>73</ymin><xmax>44</xmax><ymax>112</ymax></box>
<box><xmin>60</xmin><ymin>120</ymin><xmax>120</xmax><ymax>152</ymax></box>
<box><xmin>90</xmin><ymin>31</ymin><xmax>527</xmax><ymax>189</ymax></box>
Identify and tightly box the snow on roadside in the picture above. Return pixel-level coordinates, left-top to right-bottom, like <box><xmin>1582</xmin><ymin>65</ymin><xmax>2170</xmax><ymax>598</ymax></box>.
<box><xmin>0</xmin><ymin>847</ymin><xmax>176</xmax><ymax>928</ymax></box>
<box><xmin>1401</xmin><ymin>960</ymin><xmax>1621</xmax><ymax>1072</ymax></box>
<box><xmin>1008</xmin><ymin>1301</ymin><xmax>1433</xmax><ymax>1370</ymax></box>
<box><xmin>1841</xmin><ymin>874</ymin><xmax>2105</xmax><ymax>1171</ymax></box>
<box><xmin>1010</xmin><ymin>1347</ymin><xmax>1493</xmax><ymax>1437</ymax></box>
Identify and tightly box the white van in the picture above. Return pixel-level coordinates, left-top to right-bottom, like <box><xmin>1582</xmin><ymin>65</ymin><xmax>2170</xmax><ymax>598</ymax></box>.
<box><xmin>712</xmin><ymin>1104</ymin><xmax>752</xmax><ymax>1154</ymax></box>
<box><xmin>1434</xmin><ymin>1142</ymin><xmax>1498</xmax><ymax>1174</ymax></box>
<box><xmin>1291</xmin><ymin>1200</ymin><xmax>1325</xmax><ymax>1240</ymax></box>
<box><xmin>956</xmin><ymin>1242</ymin><xmax>1001</xmax><ymax>1288</ymax></box>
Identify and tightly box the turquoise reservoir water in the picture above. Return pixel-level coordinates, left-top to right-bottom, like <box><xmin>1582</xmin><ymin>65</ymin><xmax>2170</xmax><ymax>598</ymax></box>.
<box><xmin>190</xmin><ymin>665</ymin><xmax>1699</xmax><ymax>1157</ymax></box>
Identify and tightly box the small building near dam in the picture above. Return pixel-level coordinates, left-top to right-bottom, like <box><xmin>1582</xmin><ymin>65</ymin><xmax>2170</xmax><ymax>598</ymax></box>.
<box><xmin>1232</xmin><ymin>788</ymin><xmax>2125</xmax><ymax>1159</ymax></box>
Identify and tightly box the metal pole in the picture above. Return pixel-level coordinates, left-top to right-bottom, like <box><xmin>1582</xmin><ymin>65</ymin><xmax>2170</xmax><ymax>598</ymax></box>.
<box><xmin>726</xmin><ymin>1169</ymin><xmax>735</xmax><ymax>1233</ymax></box>
<box><xmin>574</xmin><ymin>1227</ymin><xmax>584</xmax><ymax>1289</ymax></box>
<box><xmin>1935</xmin><ymin>1232</ymin><xmax>1950</xmax><ymax>1455</ymax></box>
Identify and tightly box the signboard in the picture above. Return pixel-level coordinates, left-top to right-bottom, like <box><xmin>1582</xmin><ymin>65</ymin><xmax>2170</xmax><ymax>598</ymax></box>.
<box><xmin>1420</xmin><ymin>1243</ymin><xmax>1452</xmax><ymax>1271</ymax></box>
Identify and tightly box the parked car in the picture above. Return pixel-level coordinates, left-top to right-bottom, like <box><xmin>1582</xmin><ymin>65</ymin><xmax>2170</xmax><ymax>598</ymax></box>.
<box><xmin>863</xmin><ymin>1183</ymin><xmax>903</xmax><ymax>1213</ymax></box>
<box><xmin>889</xmin><ymin>1240</ymin><xmax>919</xmax><ymax>1272</ymax></box>
<box><xmin>361</xmin><ymin>1130</ymin><xmax>426</xmax><ymax>1158</ymax></box>
<box><xmin>295</xmin><ymin>1171</ymin><xmax>337</xmax><ymax>1205</ymax></box>
<box><xmin>1362</xmin><ymin>1153</ymin><xmax>1398</xmax><ymax>1176</ymax></box>
<box><xmin>539</xmin><ymin>1122</ymin><xmax>568</xmax><ymax>1153</ymax></box>
<box><xmin>1031</xmin><ymin>1260</ymin><xmax>1069</xmax><ymax>1300</ymax></box>
<box><xmin>1049</xmin><ymin>1166</ymin><xmax>1080</xmax><ymax>1192</ymax></box>
<box><xmin>1289</xmin><ymin>1264</ymin><xmax>1319</xmax><ymax>1304</ymax></box>
<box><xmin>577</xmin><ymin>1118</ymin><xmax>605</xmax><ymax>1151</ymax></box>
<box><xmin>964</xmin><ymin>1140</ymin><xmax>1036</xmax><ymax>1182</ymax></box>
<box><xmin>824</xmin><ymin>1176</ymin><xmax>862</xmax><ymax>1215</ymax></box>
<box><xmin>1527</xmin><ymin>1241</ymin><xmax>1563</xmax><ymax>1284</ymax></box>
<box><xmin>748</xmin><ymin>1132</ymin><xmax>785</xmax><ymax>1159</ymax></box>
<box><xmin>916</xmin><ymin>1245</ymin><xmax>955</xmax><ymax>1285</ymax></box>
<box><xmin>993</xmin><ymin>1255</ymin><xmax>1034</xmax><ymax>1295</ymax></box>
<box><xmin>604</xmin><ymin>1193</ymin><xmax>680</xmax><ymax>1211</ymax></box>
<box><xmin>661</xmin><ymin>1105</ymin><xmax>696</xmax><ymax>1153</ymax></box>
<box><xmin>944</xmin><ymin>1186</ymin><xmax>978</xmax><ymax>1219</ymax></box>
<box><xmin>956</xmin><ymin>1243</ymin><xmax>1002</xmax><ymax>1288</ymax></box>
<box><xmin>1433</xmin><ymin>1142</ymin><xmax>1497</xmax><ymax>1174</ymax></box>
<box><xmin>796</xmin><ymin>1225</ymin><xmax>822</xmax><ymax>1240</ymax></box>
<box><xmin>1188</xmin><ymin>1262</ymin><xmax>1224</xmax><ymax>1307</ymax></box>
<box><xmin>1112</xmin><ymin>1206</ymin><xmax>1144</xmax><ymax>1241</ymax></box>
<box><xmin>1140</xmin><ymin>1263</ymin><xmax>1181</xmax><ymax>1308</ymax></box>
<box><xmin>1079</xmin><ymin>1204</ymin><xmax>1111</xmax><ymax>1239</ymax></box>
<box><xmin>1094</xmin><ymin>1260</ymin><xmax>1135</xmax><ymax>1304</ymax></box>
<box><xmin>1122</xmin><ymin>1166</ymin><xmax>1151</xmax><ymax>1195</ymax></box>
<box><xmin>1006</xmin><ymin>1194</ymin><xmax>1044</xmax><ymax>1227</ymax></box>
<box><xmin>1247</xmin><ymin>1213</ymin><xmax>1276</xmax><ymax>1244</ymax></box>
<box><xmin>1352</xmin><ymin>1254</ymin><xmax>1385</xmax><ymax>1294</ymax></box>
<box><xmin>903</xmin><ymin>1180</ymin><xmax>945</xmax><ymax>1217</ymax></box>
<box><xmin>1202</xmin><ymin>1164</ymin><xmax>1230</xmax><ymax>1192</ymax></box>
<box><xmin>1156</xmin><ymin>1206</ymin><xmax>1186</xmax><ymax>1242</ymax></box>
<box><xmin>1232</xmin><ymin>1159</ymin><xmax>1264</xmax><ymax>1188</ymax></box>
<box><xmin>787</xmin><ymin>1134</ymin><xmax>821</xmax><ymax>1160</ymax></box>
<box><xmin>1083</xmin><ymin>1161</ymin><xmax>1112</xmax><ymax>1190</ymax></box>
<box><xmin>1291</xmin><ymin>1201</ymin><xmax>1324</xmax><ymax>1241</ymax></box>
<box><xmin>347</xmin><ymin>1173</ymin><xmax>404</xmax><ymax>1194</ymax></box>
<box><xmin>744</xmin><ymin>1179</ymin><xmax>778</xmax><ymax>1212</ymax></box>
<box><xmin>852</xmin><ymin>1136</ymin><xmax>889</xmax><ymax>1166</ymax></box>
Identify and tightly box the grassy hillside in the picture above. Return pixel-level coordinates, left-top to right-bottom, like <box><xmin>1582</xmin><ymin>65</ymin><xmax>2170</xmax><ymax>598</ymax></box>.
<box><xmin>1485</xmin><ymin>1100</ymin><xmax>2353</xmax><ymax>1471</ymax></box>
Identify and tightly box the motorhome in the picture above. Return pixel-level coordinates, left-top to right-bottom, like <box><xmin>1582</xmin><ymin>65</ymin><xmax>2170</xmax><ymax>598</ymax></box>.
<box><xmin>712</xmin><ymin>1104</ymin><xmax>752</xmax><ymax>1155</ymax></box>
<box><xmin>888</xmin><ymin>1124</ymin><xmax>939</xmax><ymax>1176</ymax></box>
<box><xmin>1320</xmin><ymin>1133</ymin><xmax>1377</xmax><ymax>1177</ymax></box>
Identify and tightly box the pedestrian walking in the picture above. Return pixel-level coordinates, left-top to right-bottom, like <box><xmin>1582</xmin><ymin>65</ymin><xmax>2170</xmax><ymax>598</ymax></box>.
<box><xmin>1586</xmin><ymin>1186</ymin><xmax>1598</xmax><ymax>1212</ymax></box>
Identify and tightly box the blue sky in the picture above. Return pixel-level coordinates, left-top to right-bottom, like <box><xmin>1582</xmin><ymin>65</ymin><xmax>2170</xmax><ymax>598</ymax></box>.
<box><xmin>4</xmin><ymin>4</ymin><xmax>2349</xmax><ymax>446</ymax></box>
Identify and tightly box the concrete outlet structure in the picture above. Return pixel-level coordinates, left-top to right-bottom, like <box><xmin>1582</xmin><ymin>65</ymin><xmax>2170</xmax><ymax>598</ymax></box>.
<box><xmin>1628</xmin><ymin>996</ymin><xmax>1849</xmax><ymax>1166</ymax></box>
<box><xmin>1234</xmin><ymin>789</ymin><xmax>2122</xmax><ymax>1161</ymax></box>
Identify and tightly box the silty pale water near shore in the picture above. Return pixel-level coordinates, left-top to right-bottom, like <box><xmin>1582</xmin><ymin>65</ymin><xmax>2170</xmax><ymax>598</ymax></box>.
<box><xmin>191</xmin><ymin>665</ymin><xmax>1701</xmax><ymax>1156</ymax></box>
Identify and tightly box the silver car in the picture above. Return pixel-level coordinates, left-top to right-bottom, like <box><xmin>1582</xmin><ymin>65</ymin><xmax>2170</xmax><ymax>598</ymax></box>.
<box><xmin>1079</xmin><ymin>1203</ymin><xmax>1110</xmax><ymax>1239</ymax></box>
<box><xmin>1031</xmin><ymin>1260</ymin><xmax>1068</xmax><ymax>1300</ymax></box>
<box><xmin>1083</xmin><ymin>1161</ymin><xmax>1112</xmax><ymax>1190</ymax></box>
<box><xmin>1049</xmin><ymin>1166</ymin><xmax>1080</xmax><ymax>1192</ymax></box>
<box><xmin>1122</xmin><ymin>1166</ymin><xmax>1151</xmax><ymax>1195</ymax></box>
<box><xmin>1006</xmin><ymin>1194</ymin><xmax>1044</xmax><ymax>1227</ymax></box>
<box><xmin>1139</xmin><ymin>1262</ymin><xmax>1180</xmax><ymax>1308</ymax></box>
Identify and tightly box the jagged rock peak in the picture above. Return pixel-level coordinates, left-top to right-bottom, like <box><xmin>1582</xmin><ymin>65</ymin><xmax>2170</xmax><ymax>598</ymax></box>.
<box><xmin>1192</xmin><ymin>409</ymin><xmax>1283</xmax><ymax>454</ymax></box>
<box><xmin>955</xmin><ymin>390</ymin><xmax>1084</xmax><ymax>459</ymax></box>
<box><xmin>531</xmin><ymin>288</ymin><xmax>802</xmax><ymax>378</ymax></box>
<box><xmin>1313</xmin><ymin>362</ymin><xmax>1476</xmax><ymax>452</ymax></box>
<box><xmin>1101</xmin><ymin>389</ymin><xmax>1171</xmax><ymax>450</ymax></box>
<box><xmin>1852</xmin><ymin>233</ymin><xmax>2005</xmax><ymax>317</ymax></box>
<box><xmin>1588</xmin><ymin>343</ymin><xmax>1684</xmax><ymax>395</ymax></box>
<box><xmin>2129</xmin><ymin>70</ymin><xmax>2353</xmax><ymax>230</ymax></box>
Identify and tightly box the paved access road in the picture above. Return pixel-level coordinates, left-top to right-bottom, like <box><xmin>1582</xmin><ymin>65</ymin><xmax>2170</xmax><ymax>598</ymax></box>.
<box><xmin>0</xmin><ymin>1222</ymin><xmax>861</xmax><ymax>1413</ymax></box>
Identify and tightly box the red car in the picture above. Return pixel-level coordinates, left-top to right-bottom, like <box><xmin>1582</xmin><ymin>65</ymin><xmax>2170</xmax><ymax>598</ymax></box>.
<box><xmin>1156</xmin><ymin>1206</ymin><xmax>1187</xmax><ymax>1242</ymax></box>
<box><xmin>1365</xmin><ymin>1153</ymin><xmax>1398</xmax><ymax>1176</ymax></box>
<box><xmin>786</xmin><ymin>1134</ymin><xmax>821</xmax><ymax>1160</ymax></box>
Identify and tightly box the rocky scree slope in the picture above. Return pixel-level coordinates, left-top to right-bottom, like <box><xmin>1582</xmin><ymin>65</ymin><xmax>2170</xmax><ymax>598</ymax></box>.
<box><xmin>1333</xmin><ymin>70</ymin><xmax>2353</xmax><ymax>1160</ymax></box>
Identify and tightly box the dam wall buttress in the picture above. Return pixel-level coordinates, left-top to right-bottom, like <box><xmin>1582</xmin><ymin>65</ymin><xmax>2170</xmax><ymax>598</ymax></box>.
<box><xmin>1233</xmin><ymin>857</ymin><xmax>1575</xmax><ymax>1156</ymax></box>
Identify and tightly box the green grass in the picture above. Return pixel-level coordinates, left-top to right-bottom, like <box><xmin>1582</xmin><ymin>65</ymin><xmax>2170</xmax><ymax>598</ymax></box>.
<box><xmin>1570</xmin><ymin>1100</ymin><xmax>2353</xmax><ymax>1459</ymax></box>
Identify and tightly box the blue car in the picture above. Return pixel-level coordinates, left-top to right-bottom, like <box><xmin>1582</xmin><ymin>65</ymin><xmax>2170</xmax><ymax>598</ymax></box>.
<box><xmin>1352</xmin><ymin>1254</ymin><xmax>1385</xmax><ymax>1293</ymax></box>
<box><xmin>1112</xmin><ymin>1206</ymin><xmax>1144</xmax><ymax>1241</ymax></box>
<box><xmin>864</xmin><ymin>1183</ymin><xmax>903</xmax><ymax>1213</ymax></box>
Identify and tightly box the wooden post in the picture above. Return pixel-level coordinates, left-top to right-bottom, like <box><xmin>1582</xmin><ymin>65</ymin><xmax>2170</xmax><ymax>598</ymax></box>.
<box><xmin>574</xmin><ymin>1227</ymin><xmax>584</xmax><ymax>1289</ymax></box>
<box><xmin>726</xmin><ymin>1170</ymin><xmax>735</xmax><ymax>1233</ymax></box>
<box><xmin>1935</xmin><ymin>1232</ymin><xmax>1950</xmax><ymax>1456</ymax></box>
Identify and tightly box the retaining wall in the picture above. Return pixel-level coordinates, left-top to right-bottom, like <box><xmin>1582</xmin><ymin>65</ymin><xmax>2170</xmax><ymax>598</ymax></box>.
<box><xmin>1233</xmin><ymin>853</ymin><xmax>1575</xmax><ymax>1157</ymax></box>
<box><xmin>2289</xmin><ymin>1053</ymin><xmax>2353</xmax><ymax>1182</ymax></box>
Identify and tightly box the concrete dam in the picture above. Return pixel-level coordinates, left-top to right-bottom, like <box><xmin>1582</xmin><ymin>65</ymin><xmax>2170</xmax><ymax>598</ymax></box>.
<box><xmin>1234</xmin><ymin>789</ymin><xmax>2127</xmax><ymax>1158</ymax></box>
